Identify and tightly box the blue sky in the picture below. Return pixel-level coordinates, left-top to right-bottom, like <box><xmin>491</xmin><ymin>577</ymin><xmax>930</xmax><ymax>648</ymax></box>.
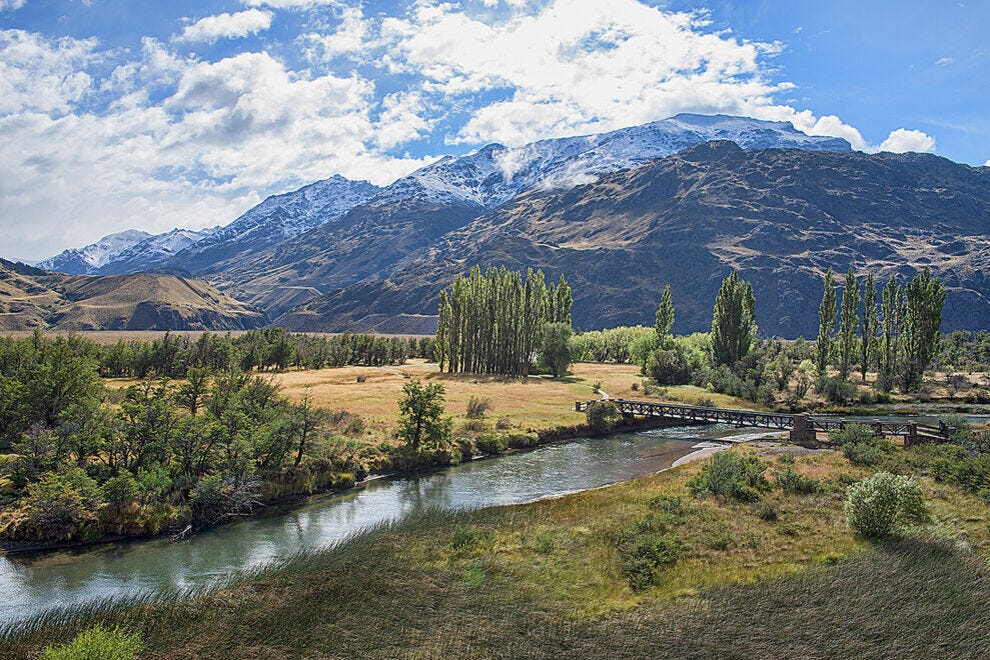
<box><xmin>1</xmin><ymin>0</ymin><xmax>987</xmax><ymax>260</ymax></box>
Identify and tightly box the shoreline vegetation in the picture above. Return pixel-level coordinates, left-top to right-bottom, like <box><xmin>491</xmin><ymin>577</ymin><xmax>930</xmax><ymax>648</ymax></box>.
<box><xmin>7</xmin><ymin>421</ymin><xmax>990</xmax><ymax>656</ymax></box>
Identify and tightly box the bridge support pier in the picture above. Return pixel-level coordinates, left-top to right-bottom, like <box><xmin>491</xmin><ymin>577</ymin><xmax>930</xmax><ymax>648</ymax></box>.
<box><xmin>789</xmin><ymin>414</ymin><xmax>817</xmax><ymax>447</ymax></box>
<box><xmin>905</xmin><ymin>422</ymin><xmax>919</xmax><ymax>448</ymax></box>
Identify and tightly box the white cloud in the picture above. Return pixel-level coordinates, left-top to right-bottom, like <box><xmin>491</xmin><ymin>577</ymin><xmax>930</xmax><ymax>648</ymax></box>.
<box><xmin>241</xmin><ymin>0</ymin><xmax>338</xmax><ymax>8</ymax></box>
<box><xmin>177</xmin><ymin>10</ymin><xmax>273</xmax><ymax>44</ymax></box>
<box><xmin>936</xmin><ymin>57</ymin><xmax>954</xmax><ymax>66</ymax></box>
<box><xmin>0</xmin><ymin>0</ymin><xmax>26</xmax><ymax>11</ymax></box>
<box><xmin>0</xmin><ymin>31</ymin><xmax>432</xmax><ymax>260</ymax></box>
<box><xmin>878</xmin><ymin>128</ymin><xmax>937</xmax><ymax>153</ymax></box>
<box><xmin>378</xmin><ymin>0</ymin><xmax>857</xmax><ymax>148</ymax></box>
<box><xmin>300</xmin><ymin>6</ymin><xmax>369</xmax><ymax>60</ymax></box>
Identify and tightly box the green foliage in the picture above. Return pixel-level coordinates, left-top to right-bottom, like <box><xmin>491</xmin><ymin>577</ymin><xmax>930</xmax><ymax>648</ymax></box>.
<box><xmin>815</xmin><ymin>375</ymin><xmax>858</xmax><ymax>404</ymax></box>
<box><xmin>644</xmin><ymin>348</ymin><xmax>690</xmax><ymax>386</ymax></box>
<box><xmin>12</xmin><ymin>468</ymin><xmax>103</xmax><ymax>542</ymax></box>
<box><xmin>687</xmin><ymin>451</ymin><xmax>769</xmax><ymax>502</ymax></box>
<box><xmin>436</xmin><ymin>266</ymin><xmax>572</xmax><ymax>375</ymax></box>
<box><xmin>833</xmin><ymin>424</ymin><xmax>896</xmax><ymax>467</ymax></box>
<box><xmin>654</xmin><ymin>284</ymin><xmax>675</xmax><ymax>344</ymax></box>
<box><xmin>844</xmin><ymin>471</ymin><xmax>929</xmax><ymax>540</ymax></box>
<box><xmin>837</xmin><ymin>267</ymin><xmax>861</xmax><ymax>379</ymax></box>
<box><xmin>615</xmin><ymin>520</ymin><xmax>684</xmax><ymax>591</ymax></box>
<box><xmin>816</xmin><ymin>267</ymin><xmax>838</xmax><ymax>373</ymax></box>
<box><xmin>475</xmin><ymin>433</ymin><xmax>508</xmax><ymax>455</ymax></box>
<box><xmin>539</xmin><ymin>322</ymin><xmax>574</xmax><ymax>377</ymax></box>
<box><xmin>41</xmin><ymin>625</ymin><xmax>143</xmax><ymax>660</ymax></box>
<box><xmin>710</xmin><ymin>271</ymin><xmax>756</xmax><ymax>367</ymax></box>
<box><xmin>775</xmin><ymin>466</ymin><xmax>821</xmax><ymax>494</ymax></box>
<box><xmin>860</xmin><ymin>273</ymin><xmax>879</xmax><ymax>381</ymax></box>
<box><xmin>585</xmin><ymin>400</ymin><xmax>622</xmax><ymax>435</ymax></box>
<box><xmin>397</xmin><ymin>380</ymin><xmax>452</xmax><ymax>451</ymax></box>
<box><xmin>571</xmin><ymin>326</ymin><xmax>654</xmax><ymax>364</ymax></box>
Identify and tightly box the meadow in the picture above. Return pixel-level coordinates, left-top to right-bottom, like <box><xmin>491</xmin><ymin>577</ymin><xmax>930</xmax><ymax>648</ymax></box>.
<box><xmin>5</xmin><ymin>443</ymin><xmax>990</xmax><ymax>658</ymax></box>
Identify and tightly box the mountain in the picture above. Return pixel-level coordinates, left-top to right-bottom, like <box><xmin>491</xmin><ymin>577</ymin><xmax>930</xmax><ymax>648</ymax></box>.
<box><xmin>276</xmin><ymin>141</ymin><xmax>990</xmax><ymax>338</ymax></box>
<box><xmin>209</xmin><ymin>114</ymin><xmax>853</xmax><ymax>314</ymax></box>
<box><xmin>95</xmin><ymin>227</ymin><xmax>218</xmax><ymax>274</ymax></box>
<box><xmin>39</xmin><ymin>229</ymin><xmax>152</xmax><ymax>274</ymax></box>
<box><xmin>161</xmin><ymin>175</ymin><xmax>381</xmax><ymax>276</ymax></box>
<box><xmin>0</xmin><ymin>259</ymin><xmax>266</xmax><ymax>331</ymax></box>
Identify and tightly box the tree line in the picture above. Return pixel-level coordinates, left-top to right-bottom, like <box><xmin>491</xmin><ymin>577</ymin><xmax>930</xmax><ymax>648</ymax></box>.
<box><xmin>90</xmin><ymin>329</ymin><xmax>431</xmax><ymax>379</ymax></box>
<box><xmin>817</xmin><ymin>267</ymin><xmax>945</xmax><ymax>392</ymax></box>
<box><xmin>435</xmin><ymin>266</ymin><xmax>573</xmax><ymax>376</ymax></box>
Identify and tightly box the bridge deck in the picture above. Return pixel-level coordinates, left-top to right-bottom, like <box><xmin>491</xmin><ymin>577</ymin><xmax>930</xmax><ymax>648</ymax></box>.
<box><xmin>576</xmin><ymin>399</ymin><xmax>952</xmax><ymax>442</ymax></box>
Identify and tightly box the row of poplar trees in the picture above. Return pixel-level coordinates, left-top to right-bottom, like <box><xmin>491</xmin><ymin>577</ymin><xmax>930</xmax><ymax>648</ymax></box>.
<box><xmin>816</xmin><ymin>266</ymin><xmax>945</xmax><ymax>391</ymax></box>
<box><xmin>435</xmin><ymin>266</ymin><xmax>572</xmax><ymax>375</ymax></box>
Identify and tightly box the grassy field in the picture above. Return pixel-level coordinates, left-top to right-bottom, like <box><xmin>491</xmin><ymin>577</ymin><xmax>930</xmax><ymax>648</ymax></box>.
<box><xmin>6</xmin><ymin>445</ymin><xmax>990</xmax><ymax>658</ymax></box>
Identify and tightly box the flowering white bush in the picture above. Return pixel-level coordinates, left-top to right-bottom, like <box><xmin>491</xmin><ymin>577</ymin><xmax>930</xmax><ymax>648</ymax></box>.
<box><xmin>844</xmin><ymin>472</ymin><xmax>929</xmax><ymax>540</ymax></box>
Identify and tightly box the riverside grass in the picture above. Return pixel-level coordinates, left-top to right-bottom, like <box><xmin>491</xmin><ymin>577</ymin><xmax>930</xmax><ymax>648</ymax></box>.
<box><xmin>6</xmin><ymin>447</ymin><xmax>990</xmax><ymax>658</ymax></box>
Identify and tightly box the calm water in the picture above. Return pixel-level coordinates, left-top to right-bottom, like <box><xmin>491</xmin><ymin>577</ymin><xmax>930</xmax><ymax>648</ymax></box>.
<box><xmin>0</xmin><ymin>424</ymin><xmax>752</xmax><ymax>626</ymax></box>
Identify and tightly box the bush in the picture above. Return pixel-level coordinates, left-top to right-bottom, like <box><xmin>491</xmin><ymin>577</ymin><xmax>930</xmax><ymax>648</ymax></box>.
<box><xmin>585</xmin><ymin>400</ymin><xmax>622</xmax><ymax>434</ymax></box>
<box><xmin>41</xmin><ymin>625</ymin><xmax>143</xmax><ymax>660</ymax></box>
<box><xmin>687</xmin><ymin>451</ymin><xmax>769</xmax><ymax>502</ymax></box>
<box><xmin>775</xmin><ymin>466</ymin><xmax>821</xmax><ymax>494</ymax></box>
<box><xmin>645</xmin><ymin>348</ymin><xmax>690</xmax><ymax>386</ymax></box>
<box><xmin>844</xmin><ymin>471</ymin><xmax>929</xmax><ymax>540</ymax></box>
<box><xmin>615</xmin><ymin>523</ymin><xmax>684</xmax><ymax>591</ymax></box>
<box><xmin>495</xmin><ymin>416</ymin><xmax>512</xmax><ymax>430</ymax></box>
<box><xmin>466</xmin><ymin>396</ymin><xmax>492</xmax><ymax>419</ymax></box>
<box><xmin>190</xmin><ymin>474</ymin><xmax>261</xmax><ymax>529</ymax></box>
<box><xmin>833</xmin><ymin>424</ymin><xmax>896</xmax><ymax>467</ymax></box>
<box><xmin>475</xmin><ymin>433</ymin><xmax>508</xmax><ymax>455</ymax></box>
<box><xmin>816</xmin><ymin>376</ymin><xmax>858</xmax><ymax>404</ymax></box>
<box><xmin>10</xmin><ymin>468</ymin><xmax>104</xmax><ymax>542</ymax></box>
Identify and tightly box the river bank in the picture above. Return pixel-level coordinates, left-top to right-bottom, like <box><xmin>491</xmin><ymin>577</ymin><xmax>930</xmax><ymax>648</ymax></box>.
<box><xmin>8</xmin><ymin>434</ymin><xmax>990</xmax><ymax>657</ymax></box>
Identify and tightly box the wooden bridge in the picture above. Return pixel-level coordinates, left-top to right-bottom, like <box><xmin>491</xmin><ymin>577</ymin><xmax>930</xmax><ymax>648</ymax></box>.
<box><xmin>575</xmin><ymin>399</ymin><xmax>953</xmax><ymax>446</ymax></box>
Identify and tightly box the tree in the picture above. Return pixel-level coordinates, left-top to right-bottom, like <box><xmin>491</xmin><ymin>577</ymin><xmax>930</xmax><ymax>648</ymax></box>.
<box><xmin>540</xmin><ymin>322</ymin><xmax>573</xmax><ymax>378</ymax></box>
<box><xmin>860</xmin><ymin>273</ymin><xmax>878</xmax><ymax>382</ymax></box>
<box><xmin>815</xmin><ymin>268</ymin><xmax>837</xmax><ymax>374</ymax></box>
<box><xmin>844</xmin><ymin>472</ymin><xmax>928</xmax><ymax>540</ymax></box>
<box><xmin>837</xmin><ymin>267</ymin><xmax>860</xmax><ymax>379</ymax></box>
<box><xmin>710</xmin><ymin>271</ymin><xmax>756</xmax><ymax>367</ymax></box>
<box><xmin>901</xmin><ymin>268</ymin><xmax>947</xmax><ymax>391</ymax></box>
<box><xmin>879</xmin><ymin>274</ymin><xmax>903</xmax><ymax>390</ymax></box>
<box><xmin>292</xmin><ymin>390</ymin><xmax>326</xmax><ymax>466</ymax></box>
<box><xmin>654</xmin><ymin>285</ymin><xmax>675</xmax><ymax>348</ymax></box>
<box><xmin>397</xmin><ymin>380</ymin><xmax>452</xmax><ymax>451</ymax></box>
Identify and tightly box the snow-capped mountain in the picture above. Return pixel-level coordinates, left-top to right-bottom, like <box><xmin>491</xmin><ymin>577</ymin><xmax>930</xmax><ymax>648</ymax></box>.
<box><xmin>96</xmin><ymin>227</ymin><xmax>218</xmax><ymax>274</ymax></box>
<box><xmin>39</xmin><ymin>229</ymin><xmax>152</xmax><ymax>274</ymax></box>
<box><xmin>368</xmin><ymin>113</ymin><xmax>852</xmax><ymax>209</ymax></box>
<box><xmin>162</xmin><ymin>175</ymin><xmax>381</xmax><ymax>275</ymax></box>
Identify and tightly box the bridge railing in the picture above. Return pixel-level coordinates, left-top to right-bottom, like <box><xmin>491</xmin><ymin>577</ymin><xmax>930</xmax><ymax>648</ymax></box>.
<box><xmin>577</xmin><ymin>398</ymin><xmax>954</xmax><ymax>440</ymax></box>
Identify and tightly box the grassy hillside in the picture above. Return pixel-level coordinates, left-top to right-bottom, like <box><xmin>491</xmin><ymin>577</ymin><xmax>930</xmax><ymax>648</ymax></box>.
<box><xmin>0</xmin><ymin>261</ymin><xmax>266</xmax><ymax>331</ymax></box>
<box><xmin>6</xmin><ymin>445</ymin><xmax>990</xmax><ymax>658</ymax></box>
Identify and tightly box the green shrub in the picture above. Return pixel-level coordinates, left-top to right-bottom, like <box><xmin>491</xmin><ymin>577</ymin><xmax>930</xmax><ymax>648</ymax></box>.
<box><xmin>649</xmin><ymin>494</ymin><xmax>690</xmax><ymax>518</ymax></box>
<box><xmin>775</xmin><ymin>466</ymin><xmax>821</xmax><ymax>494</ymax></box>
<box><xmin>452</xmin><ymin>524</ymin><xmax>487</xmax><ymax>551</ymax></box>
<box><xmin>615</xmin><ymin>523</ymin><xmax>684</xmax><ymax>591</ymax></box>
<box><xmin>833</xmin><ymin>424</ymin><xmax>896</xmax><ymax>467</ymax></box>
<box><xmin>466</xmin><ymin>396</ymin><xmax>492</xmax><ymax>419</ymax></box>
<box><xmin>816</xmin><ymin>376</ymin><xmax>857</xmax><ymax>404</ymax></box>
<box><xmin>844</xmin><ymin>471</ymin><xmax>929</xmax><ymax>541</ymax></box>
<box><xmin>11</xmin><ymin>468</ymin><xmax>103</xmax><ymax>542</ymax></box>
<box><xmin>585</xmin><ymin>400</ymin><xmax>622</xmax><ymax>434</ymax></box>
<box><xmin>475</xmin><ymin>433</ymin><xmax>508</xmax><ymax>455</ymax></box>
<box><xmin>41</xmin><ymin>625</ymin><xmax>143</xmax><ymax>659</ymax></box>
<box><xmin>645</xmin><ymin>348</ymin><xmax>690</xmax><ymax>386</ymax></box>
<box><xmin>687</xmin><ymin>451</ymin><xmax>769</xmax><ymax>502</ymax></box>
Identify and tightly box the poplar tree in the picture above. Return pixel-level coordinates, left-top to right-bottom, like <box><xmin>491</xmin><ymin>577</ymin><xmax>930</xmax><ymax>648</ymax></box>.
<box><xmin>901</xmin><ymin>267</ymin><xmax>946</xmax><ymax>391</ymax></box>
<box><xmin>654</xmin><ymin>284</ymin><xmax>674</xmax><ymax>348</ymax></box>
<box><xmin>815</xmin><ymin>268</ymin><xmax>838</xmax><ymax>374</ymax></box>
<box><xmin>710</xmin><ymin>271</ymin><xmax>756</xmax><ymax>367</ymax></box>
<box><xmin>879</xmin><ymin>275</ymin><xmax>903</xmax><ymax>390</ymax></box>
<box><xmin>837</xmin><ymin>267</ymin><xmax>860</xmax><ymax>379</ymax></box>
<box><xmin>860</xmin><ymin>273</ymin><xmax>878</xmax><ymax>382</ymax></box>
<box><xmin>435</xmin><ymin>267</ymin><xmax>572</xmax><ymax>376</ymax></box>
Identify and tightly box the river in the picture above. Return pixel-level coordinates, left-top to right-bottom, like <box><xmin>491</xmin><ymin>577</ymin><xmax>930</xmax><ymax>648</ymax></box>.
<box><xmin>0</xmin><ymin>424</ymin><xmax>757</xmax><ymax>627</ymax></box>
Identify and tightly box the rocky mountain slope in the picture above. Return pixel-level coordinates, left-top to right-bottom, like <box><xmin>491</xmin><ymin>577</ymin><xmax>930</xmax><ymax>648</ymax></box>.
<box><xmin>204</xmin><ymin>115</ymin><xmax>853</xmax><ymax>314</ymax></box>
<box><xmin>277</xmin><ymin>141</ymin><xmax>990</xmax><ymax>338</ymax></box>
<box><xmin>0</xmin><ymin>259</ymin><xmax>265</xmax><ymax>331</ymax></box>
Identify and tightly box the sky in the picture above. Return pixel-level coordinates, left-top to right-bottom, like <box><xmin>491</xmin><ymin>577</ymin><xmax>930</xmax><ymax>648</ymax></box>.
<box><xmin>1</xmin><ymin>0</ymin><xmax>987</xmax><ymax>261</ymax></box>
